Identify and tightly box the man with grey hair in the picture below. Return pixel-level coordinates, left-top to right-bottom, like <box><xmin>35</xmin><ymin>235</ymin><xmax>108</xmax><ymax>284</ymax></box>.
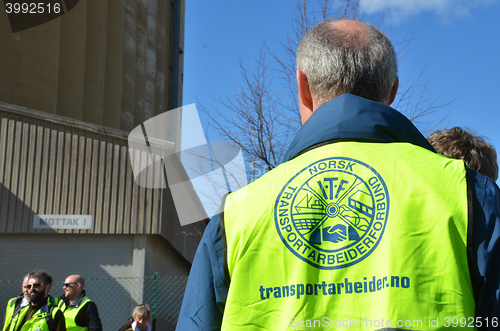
<box><xmin>2</xmin><ymin>274</ymin><xmax>29</xmax><ymax>331</ymax></box>
<box><xmin>177</xmin><ymin>19</ymin><xmax>500</xmax><ymax>330</ymax></box>
<box><xmin>296</xmin><ymin>20</ymin><xmax>398</xmax><ymax>108</ymax></box>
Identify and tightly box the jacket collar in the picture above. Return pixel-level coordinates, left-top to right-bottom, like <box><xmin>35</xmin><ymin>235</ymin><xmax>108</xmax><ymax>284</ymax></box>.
<box><xmin>68</xmin><ymin>290</ymin><xmax>87</xmax><ymax>308</ymax></box>
<box><xmin>282</xmin><ymin>94</ymin><xmax>435</xmax><ymax>162</ymax></box>
<box><xmin>131</xmin><ymin>321</ymin><xmax>151</xmax><ymax>331</ymax></box>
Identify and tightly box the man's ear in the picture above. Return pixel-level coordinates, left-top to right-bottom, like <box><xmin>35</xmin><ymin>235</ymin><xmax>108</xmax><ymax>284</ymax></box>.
<box><xmin>387</xmin><ymin>76</ymin><xmax>399</xmax><ymax>106</ymax></box>
<box><xmin>45</xmin><ymin>284</ymin><xmax>51</xmax><ymax>295</ymax></box>
<box><xmin>297</xmin><ymin>69</ymin><xmax>314</xmax><ymax>124</ymax></box>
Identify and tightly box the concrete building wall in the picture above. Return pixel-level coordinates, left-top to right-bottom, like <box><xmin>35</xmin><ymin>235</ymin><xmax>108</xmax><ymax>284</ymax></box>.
<box><xmin>144</xmin><ymin>235</ymin><xmax>192</xmax><ymax>277</ymax></box>
<box><xmin>0</xmin><ymin>0</ymin><xmax>184</xmax><ymax>133</ymax></box>
<box><xmin>0</xmin><ymin>234</ymin><xmax>134</xmax><ymax>280</ymax></box>
<box><xmin>0</xmin><ymin>233</ymin><xmax>190</xmax><ymax>330</ymax></box>
<box><xmin>0</xmin><ymin>2</ymin><xmax>192</xmax><ymax>328</ymax></box>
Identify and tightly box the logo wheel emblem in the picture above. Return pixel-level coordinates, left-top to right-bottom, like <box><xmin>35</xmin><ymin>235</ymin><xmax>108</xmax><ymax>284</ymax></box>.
<box><xmin>275</xmin><ymin>157</ymin><xmax>390</xmax><ymax>269</ymax></box>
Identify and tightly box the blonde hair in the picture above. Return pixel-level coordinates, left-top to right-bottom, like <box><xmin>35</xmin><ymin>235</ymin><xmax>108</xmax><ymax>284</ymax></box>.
<box><xmin>133</xmin><ymin>304</ymin><xmax>152</xmax><ymax>320</ymax></box>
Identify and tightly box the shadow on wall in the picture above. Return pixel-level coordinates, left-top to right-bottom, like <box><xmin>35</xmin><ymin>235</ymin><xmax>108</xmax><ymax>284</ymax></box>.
<box><xmin>0</xmin><ymin>182</ymin><xmax>38</xmax><ymax>233</ymax></box>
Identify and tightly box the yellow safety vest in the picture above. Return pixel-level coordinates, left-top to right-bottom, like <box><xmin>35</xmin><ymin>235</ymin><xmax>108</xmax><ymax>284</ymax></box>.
<box><xmin>3</xmin><ymin>296</ymin><xmax>22</xmax><ymax>331</ymax></box>
<box><xmin>58</xmin><ymin>296</ymin><xmax>93</xmax><ymax>331</ymax></box>
<box><xmin>222</xmin><ymin>142</ymin><xmax>475</xmax><ymax>330</ymax></box>
<box><xmin>7</xmin><ymin>298</ymin><xmax>59</xmax><ymax>331</ymax></box>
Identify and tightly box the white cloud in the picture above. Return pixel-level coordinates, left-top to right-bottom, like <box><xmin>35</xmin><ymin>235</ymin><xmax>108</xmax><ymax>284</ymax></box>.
<box><xmin>359</xmin><ymin>0</ymin><xmax>499</xmax><ymax>21</ymax></box>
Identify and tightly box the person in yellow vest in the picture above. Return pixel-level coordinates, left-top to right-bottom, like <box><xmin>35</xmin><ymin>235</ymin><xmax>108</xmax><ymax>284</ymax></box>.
<box><xmin>58</xmin><ymin>275</ymin><xmax>102</xmax><ymax>331</ymax></box>
<box><xmin>2</xmin><ymin>274</ymin><xmax>30</xmax><ymax>331</ymax></box>
<box><xmin>6</xmin><ymin>270</ymin><xmax>66</xmax><ymax>331</ymax></box>
<box><xmin>176</xmin><ymin>19</ymin><xmax>500</xmax><ymax>330</ymax></box>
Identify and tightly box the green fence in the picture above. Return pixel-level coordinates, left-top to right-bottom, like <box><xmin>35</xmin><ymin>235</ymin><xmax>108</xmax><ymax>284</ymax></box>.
<box><xmin>0</xmin><ymin>274</ymin><xmax>188</xmax><ymax>331</ymax></box>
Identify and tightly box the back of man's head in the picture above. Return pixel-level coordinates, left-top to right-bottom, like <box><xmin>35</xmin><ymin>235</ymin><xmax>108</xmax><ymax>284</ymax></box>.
<box><xmin>296</xmin><ymin>19</ymin><xmax>398</xmax><ymax>106</ymax></box>
<box><xmin>428</xmin><ymin>127</ymin><xmax>499</xmax><ymax>181</ymax></box>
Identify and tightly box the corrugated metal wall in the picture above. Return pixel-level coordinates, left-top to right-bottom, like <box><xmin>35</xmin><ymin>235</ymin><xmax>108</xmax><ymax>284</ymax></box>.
<box><xmin>0</xmin><ymin>102</ymin><xmax>164</xmax><ymax>235</ymax></box>
<box><xmin>0</xmin><ymin>102</ymin><xmax>206</xmax><ymax>263</ymax></box>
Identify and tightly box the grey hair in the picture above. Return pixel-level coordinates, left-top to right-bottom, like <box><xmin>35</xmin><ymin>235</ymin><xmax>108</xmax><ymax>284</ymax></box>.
<box><xmin>296</xmin><ymin>19</ymin><xmax>398</xmax><ymax>105</ymax></box>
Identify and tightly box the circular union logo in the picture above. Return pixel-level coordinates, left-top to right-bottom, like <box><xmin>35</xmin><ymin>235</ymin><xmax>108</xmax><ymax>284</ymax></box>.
<box><xmin>274</xmin><ymin>157</ymin><xmax>389</xmax><ymax>270</ymax></box>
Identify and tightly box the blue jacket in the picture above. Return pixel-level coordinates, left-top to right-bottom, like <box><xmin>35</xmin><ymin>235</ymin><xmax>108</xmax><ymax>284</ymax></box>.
<box><xmin>176</xmin><ymin>94</ymin><xmax>500</xmax><ymax>330</ymax></box>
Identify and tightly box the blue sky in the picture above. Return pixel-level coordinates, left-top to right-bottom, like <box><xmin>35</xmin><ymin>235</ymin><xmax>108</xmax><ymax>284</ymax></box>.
<box><xmin>183</xmin><ymin>0</ymin><xmax>500</xmax><ymax>184</ymax></box>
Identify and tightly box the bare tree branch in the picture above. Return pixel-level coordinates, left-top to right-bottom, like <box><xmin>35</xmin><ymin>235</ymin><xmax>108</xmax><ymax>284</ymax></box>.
<box><xmin>202</xmin><ymin>0</ymin><xmax>455</xmax><ymax>181</ymax></box>
<box><xmin>200</xmin><ymin>42</ymin><xmax>300</xmax><ymax>180</ymax></box>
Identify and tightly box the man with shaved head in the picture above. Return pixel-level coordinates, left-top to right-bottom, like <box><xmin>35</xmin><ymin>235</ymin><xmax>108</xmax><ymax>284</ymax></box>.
<box><xmin>177</xmin><ymin>19</ymin><xmax>500</xmax><ymax>330</ymax></box>
<box><xmin>58</xmin><ymin>275</ymin><xmax>102</xmax><ymax>331</ymax></box>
